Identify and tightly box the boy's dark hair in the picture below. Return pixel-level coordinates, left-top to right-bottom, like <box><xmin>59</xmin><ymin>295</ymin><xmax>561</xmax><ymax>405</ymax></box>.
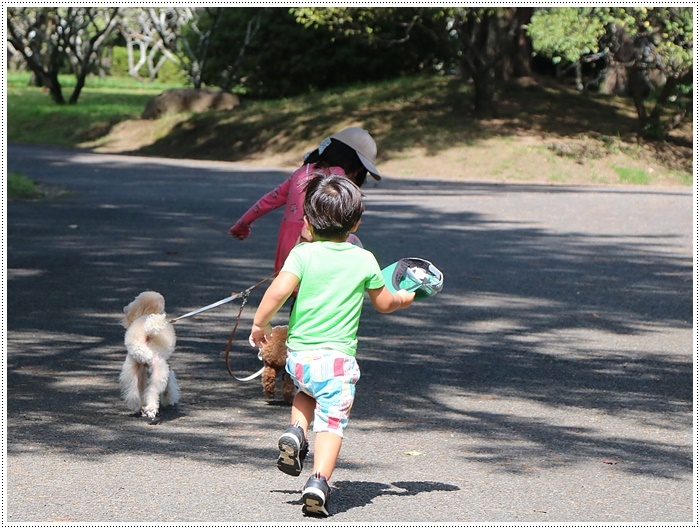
<box><xmin>304</xmin><ymin>139</ymin><xmax>368</xmax><ymax>188</ymax></box>
<box><xmin>304</xmin><ymin>174</ymin><xmax>364</xmax><ymax>240</ymax></box>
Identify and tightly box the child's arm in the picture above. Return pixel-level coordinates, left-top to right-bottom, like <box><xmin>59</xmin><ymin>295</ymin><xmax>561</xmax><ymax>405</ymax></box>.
<box><xmin>249</xmin><ymin>271</ymin><xmax>299</xmax><ymax>347</ymax></box>
<box><xmin>230</xmin><ymin>179</ymin><xmax>292</xmax><ymax>239</ymax></box>
<box><xmin>367</xmin><ymin>287</ymin><xmax>415</xmax><ymax>314</ymax></box>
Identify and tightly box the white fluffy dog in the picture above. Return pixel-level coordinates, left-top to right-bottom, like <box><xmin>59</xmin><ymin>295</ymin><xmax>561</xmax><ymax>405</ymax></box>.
<box><xmin>120</xmin><ymin>291</ymin><xmax>180</xmax><ymax>419</ymax></box>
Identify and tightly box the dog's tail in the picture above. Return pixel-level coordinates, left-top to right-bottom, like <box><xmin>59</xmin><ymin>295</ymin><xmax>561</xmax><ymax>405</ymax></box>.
<box><xmin>143</xmin><ymin>313</ymin><xmax>168</xmax><ymax>336</ymax></box>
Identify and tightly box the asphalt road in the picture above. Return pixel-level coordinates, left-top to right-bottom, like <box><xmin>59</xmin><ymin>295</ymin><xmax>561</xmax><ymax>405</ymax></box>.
<box><xmin>6</xmin><ymin>143</ymin><xmax>694</xmax><ymax>523</ymax></box>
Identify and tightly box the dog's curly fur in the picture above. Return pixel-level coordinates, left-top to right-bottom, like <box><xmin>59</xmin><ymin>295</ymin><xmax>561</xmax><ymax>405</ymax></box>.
<box><xmin>259</xmin><ymin>325</ymin><xmax>295</xmax><ymax>404</ymax></box>
<box><xmin>120</xmin><ymin>291</ymin><xmax>180</xmax><ymax>419</ymax></box>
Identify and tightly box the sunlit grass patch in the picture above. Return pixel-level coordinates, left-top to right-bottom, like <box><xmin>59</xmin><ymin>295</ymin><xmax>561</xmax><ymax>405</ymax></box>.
<box><xmin>613</xmin><ymin>166</ymin><xmax>652</xmax><ymax>185</ymax></box>
<box><xmin>8</xmin><ymin>172</ymin><xmax>43</xmax><ymax>199</ymax></box>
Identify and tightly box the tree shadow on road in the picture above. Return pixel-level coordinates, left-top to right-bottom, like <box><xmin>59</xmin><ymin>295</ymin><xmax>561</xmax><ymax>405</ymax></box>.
<box><xmin>6</xmin><ymin>152</ymin><xmax>693</xmax><ymax>482</ymax></box>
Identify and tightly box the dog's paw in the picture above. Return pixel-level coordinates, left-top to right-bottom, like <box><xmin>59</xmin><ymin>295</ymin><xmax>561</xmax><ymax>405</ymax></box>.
<box><xmin>144</xmin><ymin>407</ymin><xmax>159</xmax><ymax>420</ymax></box>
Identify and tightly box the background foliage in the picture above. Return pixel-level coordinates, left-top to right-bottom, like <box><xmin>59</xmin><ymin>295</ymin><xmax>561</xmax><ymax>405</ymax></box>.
<box><xmin>6</xmin><ymin>7</ymin><xmax>693</xmax><ymax>142</ymax></box>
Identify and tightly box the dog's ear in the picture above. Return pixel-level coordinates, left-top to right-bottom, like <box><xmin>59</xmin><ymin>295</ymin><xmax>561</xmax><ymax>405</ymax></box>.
<box><xmin>122</xmin><ymin>291</ymin><xmax>165</xmax><ymax>328</ymax></box>
<box><xmin>122</xmin><ymin>299</ymin><xmax>136</xmax><ymax>328</ymax></box>
<box><xmin>142</xmin><ymin>292</ymin><xmax>165</xmax><ymax>315</ymax></box>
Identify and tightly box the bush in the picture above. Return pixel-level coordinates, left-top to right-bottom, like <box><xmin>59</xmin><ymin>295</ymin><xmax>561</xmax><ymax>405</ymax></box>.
<box><xmin>109</xmin><ymin>46</ymin><xmax>188</xmax><ymax>85</ymax></box>
<box><xmin>8</xmin><ymin>172</ymin><xmax>43</xmax><ymax>199</ymax></box>
<box><xmin>155</xmin><ymin>58</ymin><xmax>188</xmax><ymax>85</ymax></box>
<box><xmin>201</xmin><ymin>8</ymin><xmax>453</xmax><ymax>99</ymax></box>
<box><xmin>110</xmin><ymin>46</ymin><xmax>131</xmax><ymax>77</ymax></box>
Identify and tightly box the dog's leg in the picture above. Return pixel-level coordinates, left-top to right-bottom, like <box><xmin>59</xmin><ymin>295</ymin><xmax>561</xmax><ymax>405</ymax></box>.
<box><xmin>261</xmin><ymin>365</ymin><xmax>278</xmax><ymax>399</ymax></box>
<box><xmin>161</xmin><ymin>369</ymin><xmax>180</xmax><ymax>407</ymax></box>
<box><xmin>282</xmin><ymin>372</ymin><xmax>296</xmax><ymax>405</ymax></box>
<box><xmin>119</xmin><ymin>357</ymin><xmax>143</xmax><ymax>414</ymax></box>
<box><xmin>143</xmin><ymin>357</ymin><xmax>170</xmax><ymax>419</ymax></box>
<box><xmin>137</xmin><ymin>364</ymin><xmax>149</xmax><ymax>415</ymax></box>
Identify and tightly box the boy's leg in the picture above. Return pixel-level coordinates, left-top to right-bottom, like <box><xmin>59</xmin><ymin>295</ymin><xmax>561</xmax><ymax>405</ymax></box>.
<box><xmin>297</xmin><ymin>351</ymin><xmax>359</xmax><ymax>517</ymax></box>
<box><xmin>301</xmin><ymin>432</ymin><xmax>340</xmax><ymax>517</ymax></box>
<box><xmin>290</xmin><ymin>391</ymin><xmax>315</xmax><ymax>433</ymax></box>
<box><xmin>277</xmin><ymin>391</ymin><xmax>315</xmax><ymax>476</ymax></box>
<box><xmin>312</xmin><ymin>432</ymin><xmax>342</xmax><ymax>481</ymax></box>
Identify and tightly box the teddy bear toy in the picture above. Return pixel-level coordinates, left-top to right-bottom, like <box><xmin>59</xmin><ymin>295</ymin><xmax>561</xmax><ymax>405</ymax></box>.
<box><xmin>258</xmin><ymin>325</ymin><xmax>295</xmax><ymax>404</ymax></box>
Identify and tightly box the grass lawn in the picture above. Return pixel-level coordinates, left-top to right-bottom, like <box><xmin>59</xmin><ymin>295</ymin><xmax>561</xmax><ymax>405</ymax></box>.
<box><xmin>6</xmin><ymin>72</ymin><xmax>692</xmax><ymax>186</ymax></box>
<box><xmin>7</xmin><ymin>171</ymin><xmax>43</xmax><ymax>199</ymax></box>
<box><xmin>6</xmin><ymin>72</ymin><xmax>178</xmax><ymax>146</ymax></box>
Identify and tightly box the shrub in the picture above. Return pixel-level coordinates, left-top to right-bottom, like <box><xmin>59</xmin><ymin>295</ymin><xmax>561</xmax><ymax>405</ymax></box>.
<box><xmin>8</xmin><ymin>172</ymin><xmax>43</xmax><ymax>199</ymax></box>
<box><xmin>108</xmin><ymin>46</ymin><xmax>188</xmax><ymax>85</ymax></box>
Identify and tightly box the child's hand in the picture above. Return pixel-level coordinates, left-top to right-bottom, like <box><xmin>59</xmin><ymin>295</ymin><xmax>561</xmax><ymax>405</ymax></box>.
<box><xmin>249</xmin><ymin>323</ymin><xmax>272</xmax><ymax>348</ymax></box>
<box><xmin>230</xmin><ymin>220</ymin><xmax>251</xmax><ymax>240</ymax></box>
<box><xmin>368</xmin><ymin>286</ymin><xmax>416</xmax><ymax>313</ymax></box>
<box><xmin>396</xmin><ymin>289</ymin><xmax>415</xmax><ymax>308</ymax></box>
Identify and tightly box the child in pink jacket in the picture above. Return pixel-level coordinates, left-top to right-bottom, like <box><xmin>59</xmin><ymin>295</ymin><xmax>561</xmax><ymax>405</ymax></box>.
<box><xmin>229</xmin><ymin>127</ymin><xmax>383</xmax><ymax>274</ymax></box>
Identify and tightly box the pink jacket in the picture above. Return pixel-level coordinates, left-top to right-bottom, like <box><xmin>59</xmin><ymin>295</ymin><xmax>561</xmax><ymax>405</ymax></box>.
<box><xmin>231</xmin><ymin>163</ymin><xmax>360</xmax><ymax>273</ymax></box>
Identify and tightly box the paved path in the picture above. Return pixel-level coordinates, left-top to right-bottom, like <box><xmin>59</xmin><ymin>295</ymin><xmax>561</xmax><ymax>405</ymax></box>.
<box><xmin>6</xmin><ymin>144</ymin><xmax>694</xmax><ymax>523</ymax></box>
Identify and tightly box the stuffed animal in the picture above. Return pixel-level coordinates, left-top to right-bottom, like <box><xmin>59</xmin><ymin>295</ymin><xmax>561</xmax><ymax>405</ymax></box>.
<box><xmin>258</xmin><ymin>325</ymin><xmax>295</xmax><ymax>404</ymax></box>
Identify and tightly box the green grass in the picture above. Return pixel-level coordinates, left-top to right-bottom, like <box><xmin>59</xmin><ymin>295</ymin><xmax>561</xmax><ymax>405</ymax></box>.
<box><xmin>7</xmin><ymin>171</ymin><xmax>43</xmax><ymax>199</ymax></box>
<box><xmin>6</xmin><ymin>72</ymin><xmax>472</xmax><ymax>154</ymax></box>
<box><xmin>613</xmin><ymin>166</ymin><xmax>652</xmax><ymax>185</ymax></box>
<box><xmin>7</xmin><ymin>71</ymin><xmax>183</xmax><ymax>146</ymax></box>
<box><xmin>673</xmin><ymin>170</ymin><xmax>694</xmax><ymax>186</ymax></box>
<box><xmin>6</xmin><ymin>71</ymin><xmax>693</xmax><ymax>186</ymax></box>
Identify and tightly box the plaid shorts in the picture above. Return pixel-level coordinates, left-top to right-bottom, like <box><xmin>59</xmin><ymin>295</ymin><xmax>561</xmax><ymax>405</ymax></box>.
<box><xmin>285</xmin><ymin>349</ymin><xmax>361</xmax><ymax>438</ymax></box>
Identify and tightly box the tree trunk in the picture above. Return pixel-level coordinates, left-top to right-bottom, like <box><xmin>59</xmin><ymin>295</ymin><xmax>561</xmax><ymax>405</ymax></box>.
<box><xmin>29</xmin><ymin>71</ymin><xmax>44</xmax><ymax>88</ymax></box>
<box><xmin>627</xmin><ymin>66</ymin><xmax>648</xmax><ymax>124</ymax></box>
<box><xmin>471</xmin><ymin>66</ymin><xmax>496</xmax><ymax>118</ymax></box>
<box><xmin>456</xmin><ymin>10</ymin><xmax>502</xmax><ymax>118</ymax></box>
<box><xmin>47</xmin><ymin>76</ymin><xmax>66</xmax><ymax>105</ymax></box>
<box><xmin>191</xmin><ymin>65</ymin><xmax>203</xmax><ymax>89</ymax></box>
<box><xmin>599</xmin><ymin>61</ymin><xmax>628</xmax><ymax>95</ymax></box>
<box><xmin>6</xmin><ymin>12</ymin><xmax>65</xmax><ymax>103</ymax></box>
<box><xmin>69</xmin><ymin>71</ymin><xmax>88</xmax><ymax>105</ymax></box>
<box><xmin>501</xmin><ymin>6</ymin><xmax>533</xmax><ymax>79</ymax></box>
<box><xmin>645</xmin><ymin>71</ymin><xmax>692</xmax><ymax>137</ymax></box>
<box><xmin>647</xmin><ymin>75</ymin><xmax>678</xmax><ymax>123</ymax></box>
<box><xmin>27</xmin><ymin>63</ymin><xmax>65</xmax><ymax>104</ymax></box>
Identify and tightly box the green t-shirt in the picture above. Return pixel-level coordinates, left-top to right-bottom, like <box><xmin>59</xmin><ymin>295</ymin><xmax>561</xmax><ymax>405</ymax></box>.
<box><xmin>281</xmin><ymin>241</ymin><xmax>385</xmax><ymax>357</ymax></box>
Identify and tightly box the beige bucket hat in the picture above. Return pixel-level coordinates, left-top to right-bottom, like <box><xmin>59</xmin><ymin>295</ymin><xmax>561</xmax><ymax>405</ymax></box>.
<box><xmin>331</xmin><ymin>127</ymin><xmax>383</xmax><ymax>180</ymax></box>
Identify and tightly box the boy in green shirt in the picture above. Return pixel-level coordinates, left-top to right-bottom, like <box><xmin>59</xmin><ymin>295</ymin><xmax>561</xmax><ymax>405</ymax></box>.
<box><xmin>249</xmin><ymin>174</ymin><xmax>414</xmax><ymax>517</ymax></box>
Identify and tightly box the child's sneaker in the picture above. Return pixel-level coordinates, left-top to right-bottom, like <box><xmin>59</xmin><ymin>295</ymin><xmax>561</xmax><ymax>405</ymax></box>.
<box><xmin>276</xmin><ymin>423</ymin><xmax>308</xmax><ymax>476</ymax></box>
<box><xmin>301</xmin><ymin>472</ymin><xmax>331</xmax><ymax>517</ymax></box>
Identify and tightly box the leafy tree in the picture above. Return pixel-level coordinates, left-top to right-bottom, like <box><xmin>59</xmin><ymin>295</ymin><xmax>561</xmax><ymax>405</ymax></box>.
<box><xmin>292</xmin><ymin>7</ymin><xmax>534</xmax><ymax>116</ymax></box>
<box><xmin>619</xmin><ymin>7</ymin><xmax>693</xmax><ymax>138</ymax></box>
<box><xmin>450</xmin><ymin>7</ymin><xmax>524</xmax><ymax>116</ymax></box>
<box><xmin>528</xmin><ymin>7</ymin><xmax>693</xmax><ymax>138</ymax></box>
<box><xmin>197</xmin><ymin>7</ymin><xmax>454</xmax><ymax>98</ymax></box>
<box><xmin>144</xmin><ymin>7</ymin><xmax>224</xmax><ymax>89</ymax></box>
<box><xmin>526</xmin><ymin>7</ymin><xmax>605</xmax><ymax>88</ymax></box>
<box><xmin>120</xmin><ymin>8</ymin><xmax>174</xmax><ymax>82</ymax></box>
<box><xmin>6</xmin><ymin>6</ymin><xmax>120</xmax><ymax>104</ymax></box>
<box><xmin>197</xmin><ymin>8</ymin><xmax>266</xmax><ymax>93</ymax></box>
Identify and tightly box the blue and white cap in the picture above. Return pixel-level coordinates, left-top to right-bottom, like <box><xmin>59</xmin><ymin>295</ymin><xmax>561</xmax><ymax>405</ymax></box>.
<box><xmin>381</xmin><ymin>257</ymin><xmax>444</xmax><ymax>299</ymax></box>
